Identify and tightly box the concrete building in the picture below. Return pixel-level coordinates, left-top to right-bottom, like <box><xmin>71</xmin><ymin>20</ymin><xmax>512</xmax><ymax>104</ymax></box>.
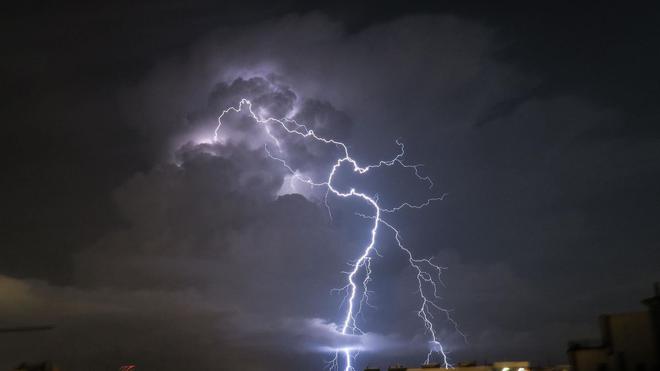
<box><xmin>567</xmin><ymin>284</ymin><xmax>660</xmax><ymax>371</ymax></box>
<box><xmin>13</xmin><ymin>362</ymin><xmax>60</xmax><ymax>371</ymax></box>
<box><xmin>405</xmin><ymin>361</ymin><xmax>530</xmax><ymax>371</ymax></box>
<box><xmin>365</xmin><ymin>360</ymin><xmax>560</xmax><ymax>371</ymax></box>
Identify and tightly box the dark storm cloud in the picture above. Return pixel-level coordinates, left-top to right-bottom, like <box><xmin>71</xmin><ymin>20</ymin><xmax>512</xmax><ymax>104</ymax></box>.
<box><xmin>2</xmin><ymin>7</ymin><xmax>659</xmax><ymax>371</ymax></box>
<box><xmin>0</xmin><ymin>134</ymin><xmax>413</xmax><ymax>370</ymax></box>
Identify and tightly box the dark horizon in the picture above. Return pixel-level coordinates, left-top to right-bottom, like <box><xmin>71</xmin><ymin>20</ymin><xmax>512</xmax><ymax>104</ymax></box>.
<box><xmin>1</xmin><ymin>2</ymin><xmax>659</xmax><ymax>370</ymax></box>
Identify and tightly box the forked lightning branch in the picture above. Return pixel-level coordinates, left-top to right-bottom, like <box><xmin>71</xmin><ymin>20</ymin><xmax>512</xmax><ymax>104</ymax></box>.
<box><xmin>214</xmin><ymin>99</ymin><xmax>463</xmax><ymax>371</ymax></box>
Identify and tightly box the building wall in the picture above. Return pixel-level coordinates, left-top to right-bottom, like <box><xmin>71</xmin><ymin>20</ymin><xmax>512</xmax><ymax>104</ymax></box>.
<box><xmin>568</xmin><ymin>347</ymin><xmax>608</xmax><ymax>371</ymax></box>
<box><xmin>405</xmin><ymin>367</ymin><xmax>492</xmax><ymax>371</ymax></box>
<box><xmin>569</xmin><ymin>309</ymin><xmax>659</xmax><ymax>371</ymax></box>
<box><xmin>604</xmin><ymin>312</ymin><xmax>657</xmax><ymax>370</ymax></box>
<box><xmin>643</xmin><ymin>287</ymin><xmax>660</xmax><ymax>361</ymax></box>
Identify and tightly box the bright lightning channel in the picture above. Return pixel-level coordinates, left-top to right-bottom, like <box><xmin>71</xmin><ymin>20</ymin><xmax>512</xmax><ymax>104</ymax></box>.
<box><xmin>214</xmin><ymin>98</ymin><xmax>463</xmax><ymax>371</ymax></box>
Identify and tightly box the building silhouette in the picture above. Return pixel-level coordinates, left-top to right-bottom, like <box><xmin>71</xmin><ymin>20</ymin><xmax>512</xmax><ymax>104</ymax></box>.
<box><xmin>364</xmin><ymin>361</ymin><xmax>570</xmax><ymax>371</ymax></box>
<box><xmin>567</xmin><ymin>284</ymin><xmax>660</xmax><ymax>371</ymax></box>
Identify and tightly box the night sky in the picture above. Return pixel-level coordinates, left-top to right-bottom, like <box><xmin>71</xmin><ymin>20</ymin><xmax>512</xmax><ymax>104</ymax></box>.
<box><xmin>1</xmin><ymin>2</ymin><xmax>659</xmax><ymax>370</ymax></box>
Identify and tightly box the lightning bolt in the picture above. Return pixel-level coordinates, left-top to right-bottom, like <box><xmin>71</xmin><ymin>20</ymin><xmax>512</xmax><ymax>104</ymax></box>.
<box><xmin>214</xmin><ymin>98</ymin><xmax>463</xmax><ymax>370</ymax></box>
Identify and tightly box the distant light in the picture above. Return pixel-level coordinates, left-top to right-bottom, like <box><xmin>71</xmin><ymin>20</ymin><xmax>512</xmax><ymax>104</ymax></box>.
<box><xmin>518</xmin><ymin>368</ymin><xmax>526</xmax><ymax>371</ymax></box>
<box><xmin>502</xmin><ymin>368</ymin><xmax>510</xmax><ymax>371</ymax></box>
